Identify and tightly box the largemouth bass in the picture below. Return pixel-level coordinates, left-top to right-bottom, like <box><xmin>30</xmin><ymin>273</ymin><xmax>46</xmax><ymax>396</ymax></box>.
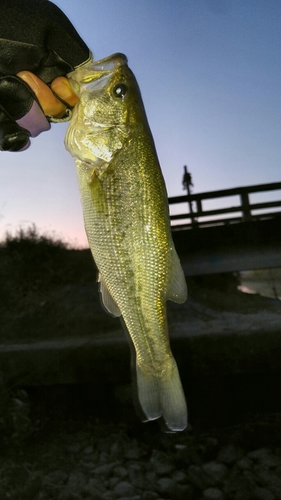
<box><xmin>65</xmin><ymin>53</ymin><xmax>188</xmax><ymax>431</ymax></box>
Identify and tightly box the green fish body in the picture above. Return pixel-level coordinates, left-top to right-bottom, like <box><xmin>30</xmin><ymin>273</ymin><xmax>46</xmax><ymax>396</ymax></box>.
<box><xmin>65</xmin><ymin>53</ymin><xmax>187</xmax><ymax>431</ymax></box>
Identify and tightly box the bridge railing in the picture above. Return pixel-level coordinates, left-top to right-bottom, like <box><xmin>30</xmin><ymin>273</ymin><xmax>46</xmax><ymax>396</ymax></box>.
<box><xmin>168</xmin><ymin>181</ymin><xmax>281</xmax><ymax>229</ymax></box>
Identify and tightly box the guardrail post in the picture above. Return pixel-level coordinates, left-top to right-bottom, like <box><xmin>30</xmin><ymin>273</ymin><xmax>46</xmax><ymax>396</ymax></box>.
<box><xmin>240</xmin><ymin>191</ymin><xmax>252</xmax><ymax>221</ymax></box>
<box><xmin>196</xmin><ymin>199</ymin><xmax>202</xmax><ymax>216</ymax></box>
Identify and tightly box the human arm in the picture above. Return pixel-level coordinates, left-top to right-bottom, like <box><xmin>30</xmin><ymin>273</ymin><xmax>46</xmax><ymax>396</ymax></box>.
<box><xmin>0</xmin><ymin>0</ymin><xmax>90</xmax><ymax>151</ymax></box>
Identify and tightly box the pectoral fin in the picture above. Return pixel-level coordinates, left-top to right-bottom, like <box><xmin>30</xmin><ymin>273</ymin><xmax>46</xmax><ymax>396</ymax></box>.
<box><xmin>98</xmin><ymin>273</ymin><xmax>121</xmax><ymax>317</ymax></box>
<box><xmin>166</xmin><ymin>249</ymin><xmax>187</xmax><ymax>304</ymax></box>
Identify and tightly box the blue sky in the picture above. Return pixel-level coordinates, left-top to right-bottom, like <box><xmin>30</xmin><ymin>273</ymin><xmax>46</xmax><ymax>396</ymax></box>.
<box><xmin>0</xmin><ymin>0</ymin><xmax>280</xmax><ymax>246</ymax></box>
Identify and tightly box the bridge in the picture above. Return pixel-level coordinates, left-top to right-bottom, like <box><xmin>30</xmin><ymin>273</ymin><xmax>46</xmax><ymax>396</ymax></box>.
<box><xmin>169</xmin><ymin>181</ymin><xmax>281</xmax><ymax>276</ymax></box>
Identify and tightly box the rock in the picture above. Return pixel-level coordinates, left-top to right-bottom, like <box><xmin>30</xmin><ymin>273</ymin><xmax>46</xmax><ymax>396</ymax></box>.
<box><xmin>223</xmin><ymin>470</ymin><xmax>256</xmax><ymax>496</ymax></box>
<box><xmin>99</xmin><ymin>451</ymin><xmax>109</xmax><ymax>463</ymax></box>
<box><xmin>247</xmin><ymin>448</ymin><xmax>281</xmax><ymax>469</ymax></box>
<box><xmin>171</xmin><ymin>470</ymin><xmax>188</xmax><ymax>483</ymax></box>
<box><xmin>203</xmin><ymin>487</ymin><xmax>224</xmax><ymax>500</ymax></box>
<box><xmin>150</xmin><ymin>449</ymin><xmax>170</xmax><ymax>464</ymax></box>
<box><xmin>142</xmin><ymin>492</ymin><xmax>159</xmax><ymax>500</ymax></box>
<box><xmin>67</xmin><ymin>443</ymin><xmax>82</xmax><ymax>454</ymax></box>
<box><xmin>154</xmin><ymin>462</ymin><xmax>175</xmax><ymax>476</ymax></box>
<box><xmin>202</xmin><ymin>461</ymin><xmax>228</xmax><ymax>486</ymax></box>
<box><xmin>118</xmin><ymin>497</ymin><xmax>141</xmax><ymax>500</ymax></box>
<box><xmin>60</xmin><ymin>471</ymin><xmax>87</xmax><ymax>499</ymax></box>
<box><xmin>94</xmin><ymin>461</ymin><xmax>119</xmax><ymax>477</ymax></box>
<box><xmin>252</xmin><ymin>487</ymin><xmax>275</xmax><ymax>500</ymax></box>
<box><xmin>110</xmin><ymin>440</ymin><xmax>123</xmax><ymax>458</ymax></box>
<box><xmin>217</xmin><ymin>444</ymin><xmax>243</xmax><ymax>465</ymax></box>
<box><xmin>236</xmin><ymin>457</ymin><xmax>253</xmax><ymax>470</ymax></box>
<box><xmin>188</xmin><ymin>465</ymin><xmax>206</xmax><ymax>489</ymax></box>
<box><xmin>145</xmin><ymin>469</ymin><xmax>158</xmax><ymax>491</ymax></box>
<box><xmin>205</xmin><ymin>438</ymin><xmax>219</xmax><ymax>449</ymax></box>
<box><xmin>234</xmin><ymin>490</ymin><xmax>253</xmax><ymax>500</ymax></box>
<box><xmin>175</xmin><ymin>444</ymin><xmax>201</xmax><ymax>466</ymax></box>
<box><xmin>175</xmin><ymin>444</ymin><xmax>187</xmax><ymax>450</ymax></box>
<box><xmin>79</xmin><ymin>458</ymin><xmax>96</xmax><ymax>471</ymax></box>
<box><xmin>203</xmin><ymin>438</ymin><xmax>220</xmax><ymax>461</ymax></box>
<box><xmin>276</xmin><ymin>465</ymin><xmax>281</xmax><ymax>477</ymax></box>
<box><xmin>174</xmin><ymin>483</ymin><xmax>194</xmax><ymax>500</ymax></box>
<box><xmin>114</xmin><ymin>465</ymin><xmax>128</xmax><ymax>479</ymax></box>
<box><xmin>124</xmin><ymin>439</ymin><xmax>143</xmax><ymax>460</ymax></box>
<box><xmin>157</xmin><ymin>477</ymin><xmax>176</xmax><ymax>495</ymax></box>
<box><xmin>114</xmin><ymin>480</ymin><xmax>136</xmax><ymax>497</ymax></box>
<box><xmin>146</xmin><ymin>470</ymin><xmax>157</xmax><ymax>482</ymax></box>
<box><xmin>175</xmin><ymin>444</ymin><xmax>188</xmax><ymax>462</ymax></box>
<box><xmin>253</xmin><ymin>469</ymin><xmax>281</xmax><ymax>497</ymax></box>
<box><xmin>83</xmin><ymin>445</ymin><xmax>94</xmax><ymax>454</ymax></box>
<box><xmin>44</xmin><ymin>470</ymin><xmax>68</xmax><ymax>485</ymax></box>
<box><xmin>247</xmin><ymin>448</ymin><xmax>268</xmax><ymax>459</ymax></box>
<box><xmin>187</xmin><ymin>461</ymin><xmax>228</xmax><ymax>490</ymax></box>
<box><xmin>83</xmin><ymin>477</ymin><xmax>105</xmax><ymax>499</ymax></box>
<box><xmin>103</xmin><ymin>492</ymin><xmax>115</xmax><ymax>500</ymax></box>
<box><xmin>128</xmin><ymin>463</ymin><xmax>145</xmax><ymax>489</ymax></box>
<box><xmin>107</xmin><ymin>477</ymin><xmax>119</xmax><ymax>488</ymax></box>
<box><xmin>124</xmin><ymin>448</ymin><xmax>143</xmax><ymax>460</ymax></box>
<box><xmin>42</xmin><ymin>470</ymin><xmax>68</xmax><ymax>497</ymax></box>
<box><xmin>20</xmin><ymin>472</ymin><xmax>43</xmax><ymax>499</ymax></box>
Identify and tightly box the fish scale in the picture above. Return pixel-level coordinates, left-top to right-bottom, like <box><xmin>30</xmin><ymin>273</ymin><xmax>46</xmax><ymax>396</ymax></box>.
<box><xmin>65</xmin><ymin>53</ymin><xmax>188</xmax><ymax>431</ymax></box>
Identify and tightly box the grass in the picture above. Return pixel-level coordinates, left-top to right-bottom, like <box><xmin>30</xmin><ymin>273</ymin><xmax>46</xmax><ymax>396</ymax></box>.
<box><xmin>0</xmin><ymin>226</ymin><xmax>118</xmax><ymax>344</ymax></box>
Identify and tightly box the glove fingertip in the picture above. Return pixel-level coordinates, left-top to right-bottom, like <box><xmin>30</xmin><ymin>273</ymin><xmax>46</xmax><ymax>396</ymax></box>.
<box><xmin>0</xmin><ymin>132</ymin><xmax>31</xmax><ymax>152</ymax></box>
<box><xmin>16</xmin><ymin>100</ymin><xmax>50</xmax><ymax>138</ymax></box>
<box><xmin>0</xmin><ymin>120</ymin><xmax>31</xmax><ymax>152</ymax></box>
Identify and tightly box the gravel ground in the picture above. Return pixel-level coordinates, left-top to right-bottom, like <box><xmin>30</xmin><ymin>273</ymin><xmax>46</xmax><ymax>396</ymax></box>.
<box><xmin>0</xmin><ymin>388</ymin><xmax>281</xmax><ymax>500</ymax></box>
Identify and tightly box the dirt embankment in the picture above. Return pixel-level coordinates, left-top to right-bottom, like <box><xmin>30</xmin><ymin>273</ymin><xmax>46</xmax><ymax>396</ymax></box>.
<box><xmin>1</xmin><ymin>232</ymin><xmax>280</xmax><ymax>345</ymax></box>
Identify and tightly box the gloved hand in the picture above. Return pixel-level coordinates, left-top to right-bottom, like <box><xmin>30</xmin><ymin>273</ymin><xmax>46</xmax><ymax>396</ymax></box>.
<box><xmin>0</xmin><ymin>0</ymin><xmax>90</xmax><ymax>151</ymax></box>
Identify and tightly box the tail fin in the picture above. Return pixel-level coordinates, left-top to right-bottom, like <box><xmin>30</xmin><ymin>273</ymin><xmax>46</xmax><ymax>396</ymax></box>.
<box><xmin>136</xmin><ymin>357</ymin><xmax>187</xmax><ymax>432</ymax></box>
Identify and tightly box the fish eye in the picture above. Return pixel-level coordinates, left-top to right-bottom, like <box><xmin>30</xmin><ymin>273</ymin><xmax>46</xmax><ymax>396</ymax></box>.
<box><xmin>113</xmin><ymin>83</ymin><xmax>128</xmax><ymax>98</ymax></box>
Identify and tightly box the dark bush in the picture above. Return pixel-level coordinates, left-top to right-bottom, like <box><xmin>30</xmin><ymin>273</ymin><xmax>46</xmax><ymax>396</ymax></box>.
<box><xmin>0</xmin><ymin>225</ymin><xmax>96</xmax><ymax>294</ymax></box>
<box><xmin>0</xmin><ymin>225</ymin><xmax>96</xmax><ymax>322</ymax></box>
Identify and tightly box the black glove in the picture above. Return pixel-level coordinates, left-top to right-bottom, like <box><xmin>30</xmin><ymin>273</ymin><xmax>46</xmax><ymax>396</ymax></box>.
<box><xmin>0</xmin><ymin>0</ymin><xmax>90</xmax><ymax>151</ymax></box>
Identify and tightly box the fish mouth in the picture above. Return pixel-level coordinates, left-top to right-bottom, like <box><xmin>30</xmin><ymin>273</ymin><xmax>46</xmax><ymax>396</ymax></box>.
<box><xmin>83</xmin><ymin>53</ymin><xmax>128</xmax><ymax>74</ymax></box>
<box><xmin>68</xmin><ymin>53</ymin><xmax>128</xmax><ymax>94</ymax></box>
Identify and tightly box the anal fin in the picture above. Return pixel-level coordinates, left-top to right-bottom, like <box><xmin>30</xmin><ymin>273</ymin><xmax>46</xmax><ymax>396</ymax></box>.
<box><xmin>136</xmin><ymin>363</ymin><xmax>162</xmax><ymax>421</ymax></box>
<box><xmin>167</xmin><ymin>249</ymin><xmax>187</xmax><ymax>304</ymax></box>
<box><xmin>98</xmin><ymin>273</ymin><xmax>121</xmax><ymax>317</ymax></box>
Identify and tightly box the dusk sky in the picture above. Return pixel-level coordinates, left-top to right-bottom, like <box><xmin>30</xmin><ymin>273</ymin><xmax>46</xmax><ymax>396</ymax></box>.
<box><xmin>0</xmin><ymin>0</ymin><xmax>280</xmax><ymax>246</ymax></box>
